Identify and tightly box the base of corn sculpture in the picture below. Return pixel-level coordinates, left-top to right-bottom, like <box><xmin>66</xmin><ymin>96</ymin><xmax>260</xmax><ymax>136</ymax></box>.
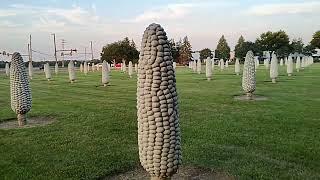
<box><xmin>137</xmin><ymin>23</ymin><xmax>181</xmax><ymax>180</ymax></box>
<box><xmin>272</xmin><ymin>78</ymin><xmax>276</xmax><ymax>83</ymax></box>
<box><xmin>10</xmin><ymin>52</ymin><xmax>32</xmax><ymax>127</ymax></box>
<box><xmin>288</xmin><ymin>73</ymin><xmax>292</xmax><ymax>77</ymax></box>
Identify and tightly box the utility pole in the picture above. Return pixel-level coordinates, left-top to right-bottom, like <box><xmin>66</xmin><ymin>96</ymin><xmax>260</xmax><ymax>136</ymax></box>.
<box><xmin>29</xmin><ymin>35</ymin><xmax>33</xmax><ymax>62</ymax></box>
<box><xmin>61</xmin><ymin>39</ymin><xmax>66</xmax><ymax>67</ymax></box>
<box><xmin>28</xmin><ymin>44</ymin><xmax>31</xmax><ymax>62</ymax></box>
<box><xmin>90</xmin><ymin>41</ymin><xmax>94</xmax><ymax>61</ymax></box>
<box><xmin>51</xmin><ymin>33</ymin><xmax>58</xmax><ymax>63</ymax></box>
<box><xmin>84</xmin><ymin>47</ymin><xmax>87</xmax><ymax>62</ymax></box>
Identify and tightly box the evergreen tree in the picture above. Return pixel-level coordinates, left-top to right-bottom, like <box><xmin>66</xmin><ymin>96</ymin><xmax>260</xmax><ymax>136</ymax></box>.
<box><xmin>234</xmin><ymin>35</ymin><xmax>246</xmax><ymax>60</ymax></box>
<box><xmin>178</xmin><ymin>36</ymin><xmax>192</xmax><ymax>65</ymax></box>
<box><xmin>215</xmin><ymin>35</ymin><xmax>230</xmax><ymax>60</ymax></box>
<box><xmin>199</xmin><ymin>48</ymin><xmax>213</xmax><ymax>60</ymax></box>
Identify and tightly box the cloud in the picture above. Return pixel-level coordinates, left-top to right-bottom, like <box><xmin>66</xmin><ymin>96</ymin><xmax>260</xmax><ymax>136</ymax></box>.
<box><xmin>128</xmin><ymin>3</ymin><xmax>195</xmax><ymax>22</ymax></box>
<box><xmin>0</xmin><ymin>4</ymin><xmax>99</xmax><ymax>28</ymax></box>
<box><xmin>247</xmin><ymin>1</ymin><xmax>320</xmax><ymax>16</ymax></box>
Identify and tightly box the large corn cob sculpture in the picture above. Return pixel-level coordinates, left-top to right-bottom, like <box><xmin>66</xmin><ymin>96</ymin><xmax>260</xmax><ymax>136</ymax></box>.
<box><xmin>28</xmin><ymin>61</ymin><xmax>33</xmax><ymax>79</ymax></box>
<box><xmin>254</xmin><ymin>56</ymin><xmax>259</xmax><ymax>71</ymax></box>
<box><xmin>129</xmin><ymin>61</ymin><xmax>133</xmax><ymax>78</ymax></box>
<box><xmin>270</xmin><ymin>53</ymin><xmax>278</xmax><ymax>83</ymax></box>
<box><xmin>102</xmin><ymin>60</ymin><xmax>109</xmax><ymax>87</ymax></box>
<box><xmin>220</xmin><ymin>59</ymin><xmax>224</xmax><ymax>70</ymax></box>
<box><xmin>80</xmin><ymin>63</ymin><xmax>83</xmax><ymax>72</ymax></box>
<box><xmin>68</xmin><ymin>60</ymin><xmax>76</xmax><ymax>83</ymax></box>
<box><xmin>137</xmin><ymin>23</ymin><xmax>181</xmax><ymax>180</ymax></box>
<box><xmin>92</xmin><ymin>63</ymin><xmax>95</xmax><ymax>72</ymax></box>
<box><xmin>123</xmin><ymin>60</ymin><xmax>127</xmax><ymax>73</ymax></box>
<box><xmin>296</xmin><ymin>56</ymin><xmax>301</xmax><ymax>72</ymax></box>
<box><xmin>44</xmin><ymin>63</ymin><xmax>52</xmax><ymax>81</ymax></box>
<box><xmin>284</xmin><ymin>57</ymin><xmax>288</xmax><ymax>66</ymax></box>
<box><xmin>211</xmin><ymin>58</ymin><xmax>215</xmax><ymax>71</ymax></box>
<box><xmin>235</xmin><ymin>58</ymin><xmax>240</xmax><ymax>75</ymax></box>
<box><xmin>280</xmin><ymin>58</ymin><xmax>284</xmax><ymax>66</ymax></box>
<box><xmin>10</xmin><ymin>52</ymin><xmax>32</xmax><ymax>126</ymax></box>
<box><xmin>55</xmin><ymin>62</ymin><xmax>59</xmax><ymax>75</ymax></box>
<box><xmin>192</xmin><ymin>61</ymin><xmax>196</xmax><ymax>72</ymax></box>
<box><xmin>242</xmin><ymin>51</ymin><xmax>256</xmax><ymax>99</ymax></box>
<box><xmin>225</xmin><ymin>60</ymin><xmax>229</xmax><ymax>68</ymax></box>
<box><xmin>135</xmin><ymin>63</ymin><xmax>138</xmax><ymax>73</ymax></box>
<box><xmin>84</xmin><ymin>62</ymin><xmax>88</xmax><ymax>75</ymax></box>
<box><xmin>287</xmin><ymin>55</ymin><xmax>293</xmax><ymax>76</ymax></box>
<box><xmin>205</xmin><ymin>57</ymin><xmax>212</xmax><ymax>81</ymax></box>
<box><xmin>197</xmin><ymin>59</ymin><xmax>201</xmax><ymax>74</ymax></box>
<box><xmin>265</xmin><ymin>58</ymin><xmax>269</xmax><ymax>69</ymax></box>
<box><xmin>5</xmin><ymin>63</ymin><xmax>10</xmax><ymax>76</ymax></box>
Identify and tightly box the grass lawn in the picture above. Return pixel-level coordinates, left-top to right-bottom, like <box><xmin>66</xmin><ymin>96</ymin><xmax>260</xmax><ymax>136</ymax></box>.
<box><xmin>0</xmin><ymin>64</ymin><xmax>320</xmax><ymax>179</ymax></box>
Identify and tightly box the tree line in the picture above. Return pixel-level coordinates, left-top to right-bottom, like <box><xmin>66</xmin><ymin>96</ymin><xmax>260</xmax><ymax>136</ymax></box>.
<box><xmin>100</xmin><ymin>31</ymin><xmax>320</xmax><ymax>65</ymax></box>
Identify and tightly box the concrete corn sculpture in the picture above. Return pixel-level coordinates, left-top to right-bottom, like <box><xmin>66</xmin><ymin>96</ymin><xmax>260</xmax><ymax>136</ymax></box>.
<box><xmin>92</xmin><ymin>63</ymin><xmax>95</xmax><ymax>72</ymax></box>
<box><xmin>55</xmin><ymin>62</ymin><xmax>59</xmax><ymax>75</ymax></box>
<box><xmin>280</xmin><ymin>58</ymin><xmax>284</xmax><ymax>66</ymax></box>
<box><xmin>270</xmin><ymin>53</ymin><xmax>278</xmax><ymax>83</ymax></box>
<box><xmin>285</xmin><ymin>57</ymin><xmax>288</xmax><ymax>66</ymax></box>
<box><xmin>220</xmin><ymin>59</ymin><xmax>224</xmax><ymax>70</ymax></box>
<box><xmin>296</xmin><ymin>56</ymin><xmax>301</xmax><ymax>72</ymax></box>
<box><xmin>5</xmin><ymin>62</ymin><xmax>10</xmax><ymax>76</ymax></box>
<box><xmin>84</xmin><ymin>62</ymin><xmax>88</xmax><ymax>75</ymax></box>
<box><xmin>265</xmin><ymin>58</ymin><xmax>269</xmax><ymax>69</ymax></box>
<box><xmin>173</xmin><ymin>62</ymin><xmax>176</xmax><ymax>70</ymax></box>
<box><xmin>242</xmin><ymin>51</ymin><xmax>256</xmax><ymax>99</ymax></box>
<box><xmin>205</xmin><ymin>57</ymin><xmax>212</xmax><ymax>81</ymax></box>
<box><xmin>254</xmin><ymin>57</ymin><xmax>259</xmax><ymax>71</ymax></box>
<box><xmin>28</xmin><ymin>61</ymin><xmax>33</xmax><ymax>79</ymax></box>
<box><xmin>107</xmin><ymin>63</ymin><xmax>111</xmax><ymax>72</ymax></box>
<box><xmin>10</xmin><ymin>52</ymin><xmax>32</xmax><ymax>126</ymax></box>
<box><xmin>68</xmin><ymin>60</ymin><xmax>76</xmax><ymax>83</ymax></box>
<box><xmin>287</xmin><ymin>55</ymin><xmax>293</xmax><ymax>76</ymax></box>
<box><xmin>137</xmin><ymin>23</ymin><xmax>181</xmax><ymax>180</ymax></box>
<box><xmin>197</xmin><ymin>60</ymin><xmax>201</xmax><ymax>74</ymax></box>
<box><xmin>192</xmin><ymin>61</ymin><xmax>196</xmax><ymax>72</ymax></box>
<box><xmin>123</xmin><ymin>62</ymin><xmax>127</xmax><ymax>73</ymax></box>
<box><xmin>211</xmin><ymin>58</ymin><xmax>215</xmax><ymax>71</ymax></box>
<box><xmin>225</xmin><ymin>60</ymin><xmax>229</xmax><ymax>68</ymax></box>
<box><xmin>129</xmin><ymin>61</ymin><xmax>133</xmax><ymax>78</ymax></box>
<box><xmin>80</xmin><ymin>63</ymin><xmax>83</xmax><ymax>72</ymax></box>
<box><xmin>235</xmin><ymin>58</ymin><xmax>240</xmax><ymax>75</ymax></box>
<box><xmin>102</xmin><ymin>60</ymin><xmax>109</xmax><ymax>87</ymax></box>
<box><xmin>135</xmin><ymin>63</ymin><xmax>138</xmax><ymax>73</ymax></box>
<box><xmin>44</xmin><ymin>63</ymin><xmax>52</xmax><ymax>81</ymax></box>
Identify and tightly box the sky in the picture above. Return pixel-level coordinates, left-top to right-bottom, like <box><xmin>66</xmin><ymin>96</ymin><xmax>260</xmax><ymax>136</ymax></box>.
<box><xmin>0</xmin><ymin>0</ymin><xmax>319</xmax><ymax>61</ymax></box>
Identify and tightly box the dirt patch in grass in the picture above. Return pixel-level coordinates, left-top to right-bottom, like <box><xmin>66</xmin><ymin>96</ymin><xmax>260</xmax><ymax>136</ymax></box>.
<box><xmin>105</xmin><ymin>166</ymin><xmax>234</xmax><ymax>180</ymax></box>
<box><xmin>234</xmin><ymin>95</ymin><xmax>268</xmax><ymax>101</ymax></box>
<box><xmin>0</xmin><ymin>116</ymin><xmax>56</xmax><ymax>130</ymax></box>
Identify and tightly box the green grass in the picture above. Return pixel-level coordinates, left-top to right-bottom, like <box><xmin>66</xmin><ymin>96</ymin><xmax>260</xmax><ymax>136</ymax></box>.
<box><xmin>1</xmin><ymin>64</ymin><xmax>320</xmax><ymax>179</ymax></box>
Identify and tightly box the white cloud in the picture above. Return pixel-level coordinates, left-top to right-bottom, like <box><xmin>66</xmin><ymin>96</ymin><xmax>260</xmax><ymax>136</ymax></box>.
<box><xmin>129</xmin><ymin>3</ymin><xmax>195</xmax><ymax>22</ymax></box>
<box><xmin>247</xmin><ymin>1</ymin><xmax>320</xmax><ymax>16</ymax></box>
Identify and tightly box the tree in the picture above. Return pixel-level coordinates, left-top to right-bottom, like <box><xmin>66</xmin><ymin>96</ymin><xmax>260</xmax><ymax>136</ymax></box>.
<box><xmin>169</xmin><ymin>39</ymin><xmax>181</xmax><ymax>62</ymax></box>
<box><xmin>310</xmin><ymin>31</ymin><xmax>320</xmax><ymax>48</ymax></box>
<box><xmin>255</xmin><ymin>30</ymin><xmax>291</xmax><ymax>57</ymax></box>
<box><xmin>303</xmin><ymin>44</ymin><xmax>316</xmax><ymax>56</ymax></box>
<box><xmin>235</xmin><ymin>35</ymin><xmax>245</xmax><ymax>59</ymax></box>
<box><xmin>101</xmin><ymin>37</ymin><xmax>139</xmax><ymax>64</ymax></box>
<box><xmin>290</xmin><ymin>38</ymin><xmax>304</xmax><ymax>53</ymax></box>
<box><xmin>199</xmin><ymin>48</ymin><xmax>213</xmax><ymax>60</ymax></box>
<box><xmin>215</xmin><ymin>35</ymin><xmax>230</xmax><ymax>60</ymax></box>
<box><xmin>177</xmin><ymin>36</ymin><xmax>192</xmax><ymax>65</ymax></box>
